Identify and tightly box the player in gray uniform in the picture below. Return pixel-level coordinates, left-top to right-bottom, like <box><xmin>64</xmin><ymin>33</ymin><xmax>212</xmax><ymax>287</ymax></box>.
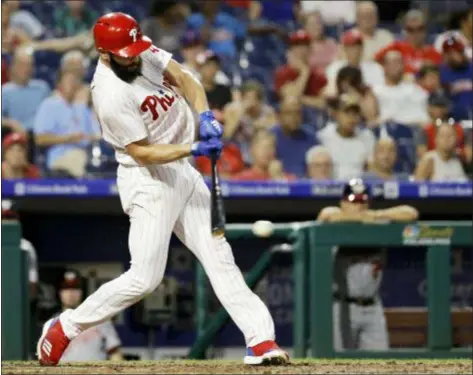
<box><xmin>317</xmin><ymin>178</ymin><xmax>419</xmax><ymax>350</ymax></box>
<box><xmin>45</xmin><ymin>270</ymin><xmax>123</xmax><ymax>362</ymax></box>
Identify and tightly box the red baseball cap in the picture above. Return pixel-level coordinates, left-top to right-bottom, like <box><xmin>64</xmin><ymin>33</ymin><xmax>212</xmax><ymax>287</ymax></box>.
<box><xmin>341</xmin><ymin>29</ymin><xmax>363</xmax><ymax>46</ymax></box>
<box><xmin>442</xmin><ymin>35</ymin><xmax>465</xmax><ymax>54</ymax></box>
<box><xmin>60</xmin><ymin>269</ymin><xmax>83</xmax><ymax>290</ymax></box>
<box><xmin>288</xmin><ymin>29</ymin><xmax>311</xmax><ymax>46</ymax></box>
<box><xmin>93</xmin><ymin>12</ymin><xmax>152</xmax><ymax>58</ymax></box>
<box><xmin>2</xmin><ymin>132</ymin><xmax>27</xmax><ymax>150</ymax></box>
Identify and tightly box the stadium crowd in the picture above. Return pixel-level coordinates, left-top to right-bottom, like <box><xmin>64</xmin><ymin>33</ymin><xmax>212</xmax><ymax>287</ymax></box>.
<box><xmin>1</xmin><ymin>0</ymin><xmax>472</xmax><ymax>182</ymax></box>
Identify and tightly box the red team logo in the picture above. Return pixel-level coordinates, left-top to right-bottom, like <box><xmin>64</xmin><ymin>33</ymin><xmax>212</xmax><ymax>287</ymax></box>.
<box><xmin>141</xmin><ymin>90</ymin><xmax>176</xmax><ymax>121</ymax></box>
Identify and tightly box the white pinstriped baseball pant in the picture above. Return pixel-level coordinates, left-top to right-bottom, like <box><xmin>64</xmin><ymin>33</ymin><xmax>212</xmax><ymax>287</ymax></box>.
<box><xmin>60</xmin><ymin>160</ymin><xmax>275</xmax><ymax>347</ymax></box>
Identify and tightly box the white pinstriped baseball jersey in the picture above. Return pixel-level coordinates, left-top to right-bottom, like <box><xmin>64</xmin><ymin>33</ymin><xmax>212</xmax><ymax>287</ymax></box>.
<box><xmin>91</xmin><ymin>46</ymin><xmax>195</xmax><ymax>167</ymax></box>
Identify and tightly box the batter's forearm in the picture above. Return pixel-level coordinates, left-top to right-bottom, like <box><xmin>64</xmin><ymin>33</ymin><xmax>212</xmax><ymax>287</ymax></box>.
<box><xmin>128</xmin><ymin>143</ymin><xmax>192</xmax><ymax>165</ymax></box>
<box><xmin>180</xmin><ymin>73</ymin><xmax>210</xmax><ymax>114</ymax></box>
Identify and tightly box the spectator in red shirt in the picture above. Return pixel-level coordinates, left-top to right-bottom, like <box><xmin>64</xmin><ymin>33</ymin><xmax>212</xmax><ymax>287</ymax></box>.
<box><xmin>1</xmin><ymin>132</ymin><xmax>39</xmax><ymax>179</ymax></box>
<box><xmin>303</xmin><ymin>11</ymin><xmax>339</xmax><ymax>72</ymax></box>
<box><xmin>233</xmin><ymin>130</ymin><xmax>295</xmax><ymax>181</ymax></box>
<box><xmin>194</xmin><ymin>142</ymin><xmax>245</xmax><ymax>179</ymax></box>
<box><xmin>1</xmin><ymin>56</ymin><xmax>9</xmax><ymax>85</ymax></box>
<box><xmin>274</xmin><ymin>29</ymin><xmax>327</xmax><ymax>109</ymax></box>
<box><xmin>375</xmin><ymin>10</ymin><xmax>442</xmax><ymax>75</ymax></box>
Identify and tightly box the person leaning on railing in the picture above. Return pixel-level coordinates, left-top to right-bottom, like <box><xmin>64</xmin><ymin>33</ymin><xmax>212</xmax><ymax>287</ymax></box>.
<box><xmin>317</xmin><ymin>178</ymin><xmax>419</xmax><ymax>351</ymax></box>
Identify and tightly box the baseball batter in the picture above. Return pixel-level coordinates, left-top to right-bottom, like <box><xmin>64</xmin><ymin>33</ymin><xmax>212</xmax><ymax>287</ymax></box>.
<box><xmin>317</xmin><ymin>179</ymin><xmax>418</xmax><ymax>351</ymax></box>
<box><xmin>37</xmin><ymin>12</ymin><xmax>288</xmax><ymax>366</ymax></box>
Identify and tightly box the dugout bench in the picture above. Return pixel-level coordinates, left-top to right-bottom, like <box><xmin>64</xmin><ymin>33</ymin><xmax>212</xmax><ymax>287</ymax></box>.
<box><xmin>191</xmin><ymin>221</ymin><xmax>472</xmax><ymax>359</ymax></box>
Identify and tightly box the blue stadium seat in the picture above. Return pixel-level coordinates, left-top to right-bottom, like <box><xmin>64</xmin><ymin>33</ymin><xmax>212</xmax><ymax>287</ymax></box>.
<box><xmin>105</xmin><ymin>1</ymin><xmax>147</xmax><ymax>21</ymax></box>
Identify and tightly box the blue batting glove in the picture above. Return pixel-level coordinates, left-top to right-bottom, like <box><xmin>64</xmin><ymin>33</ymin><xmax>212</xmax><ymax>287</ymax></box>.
<box><xmin>199</xmin><ymin>110</ymin><xmax>223</xmax><ymax>140</ymax></box>
<box><xmin>191</xmin><ymin>138</ymin><xmax>223</xmax><ymax>158</ymax></box>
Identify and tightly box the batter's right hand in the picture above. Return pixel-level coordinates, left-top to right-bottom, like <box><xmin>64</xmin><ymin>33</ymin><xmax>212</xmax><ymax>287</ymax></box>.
<box><xmin>191</xmin><ymin>138</ymin><xmax>223</xmax><ymax>158</ymax></box>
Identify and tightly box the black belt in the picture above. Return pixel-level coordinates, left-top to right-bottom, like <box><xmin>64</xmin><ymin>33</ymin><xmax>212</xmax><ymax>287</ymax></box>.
<box><xmin>333</xmin><ymin>292</ymin><xmax>376</xmax><ymax>306</ymax></box>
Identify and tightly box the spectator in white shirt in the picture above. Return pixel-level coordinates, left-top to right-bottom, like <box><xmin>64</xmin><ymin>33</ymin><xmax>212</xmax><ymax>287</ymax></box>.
<box><xmin>372</xmin><ymin>50</ymin><xmax>429</xmax><ymax>126</ymax></box>
<box><xmin>300</xmin><ymin>1</ymin><xmax>356</xmax><ymax>26</ymax></box>
<box><xmin>414</xmin><ymin>123</ymin><xmax>467</xmax><ymax>182</ymax></box>
<box><xmin>325</xmin><ymin>29</ymin><xmax>385</xmax><ymax>96</ymax></box>
<box><xmin>318</xmin><ymin>94</ymin><xmax>375</xmax><ymax>180</ymax></box>
<box><xmin>354</xmin><ymin>1</ymin><xmax>394</xmax><ymax>61</ymax></box>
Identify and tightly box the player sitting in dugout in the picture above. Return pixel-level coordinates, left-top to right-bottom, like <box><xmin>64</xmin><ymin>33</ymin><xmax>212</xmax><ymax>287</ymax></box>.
<box><xmin>317</xmin><ymin>178</ymin><xmax>419</xmax><ymax>351</ymax></box>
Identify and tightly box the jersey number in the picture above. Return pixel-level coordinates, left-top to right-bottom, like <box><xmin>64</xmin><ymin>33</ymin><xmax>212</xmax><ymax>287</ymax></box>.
<box><xmin>141</xmin><ymin>93</ymin><xmax>175</xmax><ymax>121</ymax></box>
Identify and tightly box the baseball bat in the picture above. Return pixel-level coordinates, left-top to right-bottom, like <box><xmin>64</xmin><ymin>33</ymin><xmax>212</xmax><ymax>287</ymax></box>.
<box><xmin>210</xmin><ymin>151</ymin><xmax>226</xmax><ymax>237</ymax></box>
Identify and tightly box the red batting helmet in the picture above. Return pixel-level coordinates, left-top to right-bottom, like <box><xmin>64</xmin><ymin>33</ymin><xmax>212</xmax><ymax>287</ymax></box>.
<box><xmin>93</xmin><ymin>12</ymin><xmax>152</xmax><ymax>58</ymax></box>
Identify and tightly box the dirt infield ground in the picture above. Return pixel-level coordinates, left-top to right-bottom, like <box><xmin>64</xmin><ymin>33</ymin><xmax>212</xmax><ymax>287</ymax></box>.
<box><xmin>2</xmin><ymin>359</ymin><xmax>472</xmax><ymax>374</ymax></box>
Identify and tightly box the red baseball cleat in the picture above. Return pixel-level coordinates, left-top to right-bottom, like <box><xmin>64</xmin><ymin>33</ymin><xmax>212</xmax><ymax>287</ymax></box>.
<box><xmin>36</xmin><ymin>318</ymin><xmax>71</xmax><ymax>366</ymax></box>
<box><xmin>244</xmin><ymin>340</ymin><xmax>289</xmax><ymax>365</ymax></box>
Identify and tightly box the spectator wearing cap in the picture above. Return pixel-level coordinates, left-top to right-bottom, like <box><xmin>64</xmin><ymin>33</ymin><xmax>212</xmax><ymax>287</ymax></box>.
<box><xmin>416</xmin><ymin>65</ymin><xmax>442</xmax><ymax>94</ymax></box>
<box><xmin>434</xmin><ymin>9</ymin><xmax>472</xmax><ymax>60</ymax></box>
<box><xmin>223</xmin><ymin>80</ymin><xmax>278</xmax><ymax>163</ymax></box>
<box><xmin>180</xmin><ymin>31</ymin><xmax>230</xmax><ymax>87</ymax></box>
<box><xmin>300</xmin><ymin>0</ymin><xmax>356</xmax><ymax>26</ymax></box>
<box><xmin>353</xmin><ymin>1</ymin><xmax>394</xmax><ymax>61</ymax></box>
<box><xmin>141</xmin><ymin>0</ymin><xmax>190</xmax><ymax>56</ymax></box>
<box><xmin>325</xmin><ymin>29</ymin><xmax>385</xmax><ymax>96</ymax></box>
<box><xmin>50</xmin><ymin>269</ymin><xmax>123</xmax><ymax>362</ymax></box>
<box><xmin>1</xmin><ymin>1</ymin><xmax>32</xmax><ymax>55</ymax></box>
<box><xmin>197</xmin><ymin>50</ymin><xmax>232</xmax><ymax>112</ymax></box>
<box><xmin>375</xmin><ymin>10</ymin><xmax>442</xmax><ymax>75</ymax></box>
<box><xmin>305</xmin><ymin>145</ymin><xmax>333</xmax><ymax>180</ymax></box>
<box><xmin>417</xmin><ymin>92</ymin><xmax>472</xmax><ymax>163</ymax></box>
<box><xmin>303</xmin><ymin>11</ymin><xmax>339</xmax><ymax>72</ymax></box>
<box><xmin>363</xmin><ymin>138</ymin><xmax>409</xmax><ymax>181</ymax></box>
<box><xmin>53</xmin><ymin>0</ymin><xmax>98</xmax><ymax>37</ymax></box>
<box><xmin>271</xmin><ymin>98</ymin><xmax>319</xmax><ymax>178</ymax></box>
<box><xmin>187</xmin><ymin>1</ymin><xmax>247</xmax><ymax>59</ymax></box>
<box><xmin>372</xmin><ymin>50</ymin><xmax>429</xmax><ymax>127</ymax></box>
<box><xmin>439</xmin><ymin>35</ymin><xmax>473</xmax><ymax>121</ymax></box>
<box><xmin>1</xmin><ymin>132</ymin><xmax>39</xmax><ymax>179</ymax></box>
<box><xmin>6</xmin><ymin>0</ymin><xmax>45</xmax><ymax>40</ymax></box>
<box><xmin>415</xmin><ymin>123</ymin><xmax>468</xmax><ymax>182</ymax></box>
<box><xmin>274</xmin><ymin>30</ymin><xmax>327</xmax><ymax>109</ymax></box>
<box><xmin>2</xmin><ymin>47</ymin><xmax>51</xmax><ymax>133</ymax></box>
<box><xmin>317</xmin><ymin>94</ymin><xmax>376</xmax><ymax>180</ymax></box>
<box><xmin>233</xmin><ymin>131</ymin><xmax>295</xmax><ymax>181</ymax></box>
<box><xmin>34</xmin><ymin>71</ymin><xmax>100</xmax><ymax>177</ymax></box>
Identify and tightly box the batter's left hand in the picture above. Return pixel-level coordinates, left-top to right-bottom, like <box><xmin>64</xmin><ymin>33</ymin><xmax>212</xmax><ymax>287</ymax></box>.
<box><xmin>199</xmin><ymin>110</ymin><xmax>223</xmax><ymax>140</ymax></box>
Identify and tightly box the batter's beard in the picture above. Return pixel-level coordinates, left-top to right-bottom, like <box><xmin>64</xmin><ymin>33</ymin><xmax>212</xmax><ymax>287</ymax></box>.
<box><xmin>109</xmin><ymin>56</ymin><xmax>143</xmax><ymax>83</ymax></box>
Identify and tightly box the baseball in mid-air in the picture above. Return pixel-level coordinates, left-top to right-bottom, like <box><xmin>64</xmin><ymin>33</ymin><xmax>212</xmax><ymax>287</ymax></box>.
<box><xmin>252</xmin><ymin>220</ymin><xmax>274</xmax><ymax>237</ymax></box>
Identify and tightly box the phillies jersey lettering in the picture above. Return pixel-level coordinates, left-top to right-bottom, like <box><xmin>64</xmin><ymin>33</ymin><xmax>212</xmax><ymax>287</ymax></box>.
<box><xmin>91</xmin><ymin>45</ymin><xmax>195</xmax><ymax>166</ymax></box>
<box><xmin>141</xmin><ymin>90</ymin><xmax>176</xmax><ymax>121</ymax></box>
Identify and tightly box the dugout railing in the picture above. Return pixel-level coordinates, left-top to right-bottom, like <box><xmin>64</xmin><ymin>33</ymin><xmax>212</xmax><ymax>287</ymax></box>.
<box><xmin>2</xmin><ymin>220</ymin><xmax>472</xmax><ymax>360</ymax></box>
<box><xmin>191</xmin><ymin>221</ymin><xmax>472</xmax><ymax>359</ymax></box>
